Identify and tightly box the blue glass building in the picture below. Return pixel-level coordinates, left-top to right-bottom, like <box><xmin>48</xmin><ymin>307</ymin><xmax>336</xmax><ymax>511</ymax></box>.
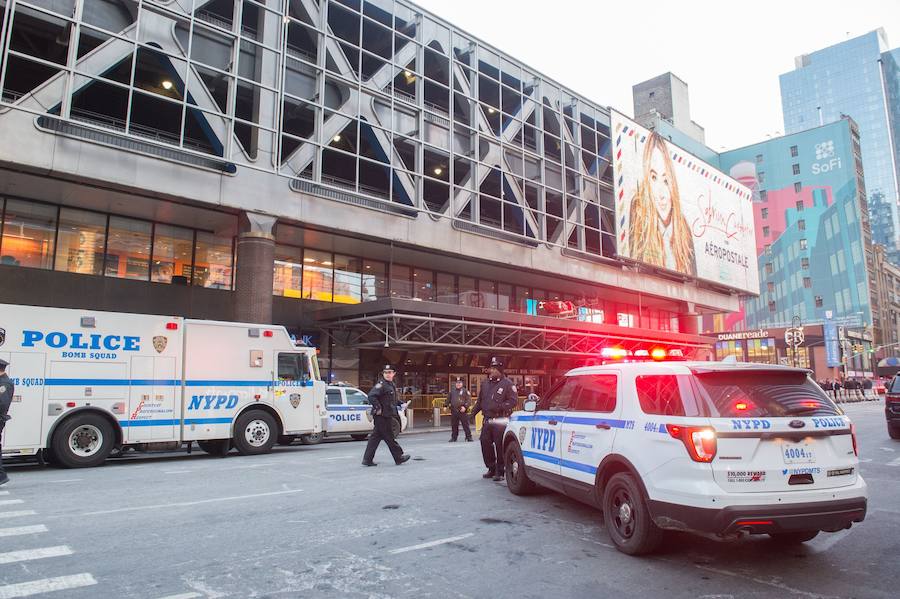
<box><xmin>780</xmin><ymin>29</ymin><xmax>900</xmax><ymax>265</ymax></box>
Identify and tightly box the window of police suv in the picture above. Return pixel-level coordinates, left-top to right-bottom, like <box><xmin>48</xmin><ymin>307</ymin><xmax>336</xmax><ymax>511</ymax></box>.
<box><xmin>691</xmin><ymin>371</ymin><xmax>842</xmax><ymax>418</ymax></box>
<box><xmin>635</xmin><ymin>375</ymin><xmax>704</xmax><ymax>416</ymax></box>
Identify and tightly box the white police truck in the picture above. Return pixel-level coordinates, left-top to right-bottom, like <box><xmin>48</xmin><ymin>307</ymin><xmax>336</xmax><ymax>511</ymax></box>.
<box><xmin>0</xmin><ymin>303</ymin><xmax>327</xmax><ymax>468</ymax></box>
<box><xmin>502</xmin><ymin>360</ymin><xmax>867</xmax><ymax>555</ymax></box>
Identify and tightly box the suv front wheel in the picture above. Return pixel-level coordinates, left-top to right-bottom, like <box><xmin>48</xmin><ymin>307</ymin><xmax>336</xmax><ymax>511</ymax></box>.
<box><xmin>504</xmin><ymin>443</ymin><xmax>538</xmax><ymax>495</ymax></box>
<box><xmin>602</xmin><ymin>472</ymin><xmax>664</xmax><ymax>555</ymax></box>
<box><xmin>889</xmin><ymin>423</ymin><xmax>900</xmax><ymax>440</ymax></box>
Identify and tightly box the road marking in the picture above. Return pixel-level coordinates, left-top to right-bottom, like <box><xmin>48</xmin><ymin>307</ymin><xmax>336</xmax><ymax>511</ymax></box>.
<box><xmin>0</xmin><ymin>546</ymin><xmax>73</xmax><ymax>565</ymax></box>
<box><xmin>887</xmin><ymin>456</ymin><xmax>900</xmax><ymax>467</ymax></box>
<box><xmin>163</xmin><ymin>470</ymin><xmax>192</xmax><ymax>474</ymax></box>
<box><xmin>880</xmin><ymin>447</ymin><xmax>895</xmax><ymax>452</ymax></box>
<box><xmin>323</xmin><ymin>455</ymin><xmax>356</xmax><ymax>460</ymax></box>
<box><xmin>810</xmin><ymin>528</ymin><xmax>853</xmax><ymax>553</ymax></box>
<box><xmin>858</xmin><ymin>458</ymin><xmax>872</xmax><ymax>463</ymax></box>
<box><xmin>0</xmin><ymin>574</ymin><xmax>98</xmax><ymax>599</ymax></box>
<box><xmin>693</xmin><ymin>564</ymin><xmax>831</xmax><ymax>598</ymax></box>
<box><xmin>46</xmin><ymin>479</ymin><xmax>83</xmax><ymax>483</ymax></box>
<box><xmin>80</xmin><ymin>489</ymin><xmax>303</xmax><ymax>516</ymax></box>
<box><xmin>0</xmin><ymin>525</ymin><xmax>48</xmax><ymax>538</ymax></box>
<box><xmin>153</xmin><ymin>593</ymin><xmax>203</xmax><ymax>599</ymax></box>
<box><xmin>388</xmin><ymin>533</ymin><xmax>475</xmax><ymax>554</ymax></box>
<box><xmin>0</xmin><ymin>511</ymin><xmax>37</xmax><ymax>519</ymax></box>
<box><xmin>0</xmin><ymin>499</ymin><xmax>24</xmax><ymax>507</ymax></box>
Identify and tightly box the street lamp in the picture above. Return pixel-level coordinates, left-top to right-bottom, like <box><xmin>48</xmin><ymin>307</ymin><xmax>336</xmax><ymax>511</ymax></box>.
<box><xmin>790</xmin><ymin>315</ymin><xmax>802</xmax><ymax>368</ymax></box>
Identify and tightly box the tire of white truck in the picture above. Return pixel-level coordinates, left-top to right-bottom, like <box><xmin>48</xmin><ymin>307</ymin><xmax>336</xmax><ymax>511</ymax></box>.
<box><xmin>232</xmin><ymin>410</ymin><xmax>278</xmax><ymax>455</ymax></box>
<box><xmin>197</xmin><ymin>439</ymin><xmax>231</xmax><ymax>456</ymax></box>
<box><xmin>51</xmin><ymin>412</ymin><xmax>116</xmax><ymax>468</ymax></box>
<box><xmin>299</xmin><ymin>432</ymin><xmax>323</xmax><ymax>445</ymax></box>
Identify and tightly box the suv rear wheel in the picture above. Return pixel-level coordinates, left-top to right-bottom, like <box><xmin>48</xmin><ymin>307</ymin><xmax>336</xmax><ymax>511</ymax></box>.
<box><xmin>889</xmin><ymin>423</ymin><xmax>900</xmax><ymax>440</ymax></box>
<box><xmin>602</xmin><ymin>472</ymin><xmax>664</xmax><ymax>555</ymax></box>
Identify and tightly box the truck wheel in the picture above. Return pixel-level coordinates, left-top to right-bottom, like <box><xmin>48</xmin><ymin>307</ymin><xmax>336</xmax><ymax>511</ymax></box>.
<box><xmin>51</xmin><ymin>413</ymin><xmax>115</xmax><ymax>468</ymax></box>
<box><xmin>391</xmin><ymin>418</ymin><xmax>401</xmax><ymax>438</ymax></box>
<box><xmin>504</xmin><ymin>443</ymin><xmax>538</xmax><ymax>495</ymax></box>
<box><xmin>277</xmin><ymin>435</ymin><xmax>298</xmax><ymax>446</ymax></box>
<box><xmin>351</xmin><ymin>434</ymin><xmax>369</xmax><ymax>441</ymax></box>
<box><xmin>889</xmin><ymin>424</ymin><xmax>900</xmax><ymax>440</ymax></box>
<box><xmin>197</xmin><ymin>440</ymin><xmax>230</xmax><ymax>456</ymax></box>
<box><xmin>233</xmin><ymin>410</ymin><xmax>278</xmax><ymax>455</ymax></box>
<box><xmin>768</xmin><ymin>530</ymin><xmax>820</xmax><ymax>544</ymax></box>
<box><xmin>300</xmin><ymin>432</ymin><xmax>323</xmax><ymax>445</ymax></box>
<box><xmin>602</xmin><ymin>472</ymin><xmax>664</xmax><ymax>555</ymax></box>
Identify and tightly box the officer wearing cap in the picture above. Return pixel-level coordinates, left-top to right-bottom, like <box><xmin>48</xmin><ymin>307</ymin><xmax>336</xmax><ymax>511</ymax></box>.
<box><xmin>0</xmin><ymin>358</ymin><xmax>13</xmax><ymax>486</ymax></box>
<box><xmin>444</xmin><ymin>377</ymin><xmax>473</xmax><ymax>442</ymax></box>
<box><xmin>362</xmin><ymin>364</ymin><xmax>410</xmax><ymax>467</ymax></box>
<box><xmin>471</xmin><ymin>357</ymin><xmax>518</xmax><ymax>481</ymax></box>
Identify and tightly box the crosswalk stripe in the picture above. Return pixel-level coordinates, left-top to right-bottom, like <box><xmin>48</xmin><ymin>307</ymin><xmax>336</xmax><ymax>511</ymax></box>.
<box><xmin>0</xmin><ymin>511</ymin><xmax>37</xmax><ymax>519</ymax></box>
<box><xmin>0</xmin><ymin>546</ymin><xmax>73</xmax><ymax>565</ymax></box>
<box><xmin>0</xmin><ymin>573</ymin><xmax>97</xmax><ymax>599</ymax></box>
<box><xmin>0</xmin><ymin>525</ymin><xmax>48</xmax><ymax>538</ymax></box>
<box><xmin>0</xmin><ymin>499</ymin><xmax>24</xmax><ymax>507</ymax></box>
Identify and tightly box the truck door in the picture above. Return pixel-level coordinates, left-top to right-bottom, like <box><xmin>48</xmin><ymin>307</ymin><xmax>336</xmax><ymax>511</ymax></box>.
<box><xmin>128</xmin><ymin>357</ymin><xmax>155</xmax><ymax>442</ymax></box>
<box><xmin>151</xmin><ymin>357</ymin><xmax>177</xmax><ymax>440</ymax></box>
<box><xmin>0</xmin><ymin>351</ymin><xmax>46</xmax><ymax>450</ymax></box>
<box><xmin>274</xmin><ymin>352</ymin><xmax>316</xmax><ymax>434</ymax></box>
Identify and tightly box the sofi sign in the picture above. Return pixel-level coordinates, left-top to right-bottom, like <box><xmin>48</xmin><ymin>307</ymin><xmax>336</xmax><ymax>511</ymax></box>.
<box><xmin>811</xmin><ymin>140</ymin><xmax>842</xmax><ymax>174</ymax></box>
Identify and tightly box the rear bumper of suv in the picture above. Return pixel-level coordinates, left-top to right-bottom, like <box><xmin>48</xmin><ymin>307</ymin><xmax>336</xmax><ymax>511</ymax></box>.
<box><xmin>649</xmin><ymin>496</ymin><xmax>867</xmax><ymax>535</ymax></box>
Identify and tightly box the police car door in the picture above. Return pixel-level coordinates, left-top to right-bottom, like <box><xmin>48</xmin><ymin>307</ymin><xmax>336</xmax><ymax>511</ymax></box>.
<box><xmin>560</xmin><ymin>372</ymin><xmax>621</xmax><ymax>489</ymax></box>
<box><xmin>324</xmin><ymin>388</ymin><xmax>343</xmax><ymax>433</ymax></box>
<box><xmin>522</xmin><ymin>377</ymin><xmax>578</xmax><ymax>480</ymax></box>
<box><xmin>343</xmin><ymin>388</ymin><xmax>372</xmax><ymax>432</ymax></box>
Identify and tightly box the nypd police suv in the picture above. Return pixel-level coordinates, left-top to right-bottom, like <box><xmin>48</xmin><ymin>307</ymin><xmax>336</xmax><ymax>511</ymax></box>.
<box><xmin>502</xmin><ymin>358</ymin><xmax>867</xmax><ymax>555</ymax></box>
<box><xmin>0</xmin><ymin>303</ymin><xmax>327</xmax><ymax>468</ymax></box>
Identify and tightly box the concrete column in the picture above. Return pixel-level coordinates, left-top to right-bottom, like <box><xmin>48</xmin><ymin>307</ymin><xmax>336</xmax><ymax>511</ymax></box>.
<box><xmin>678</xmin><ymin>302</ymin><xmax>700</xmax><ymax>335</ymax></box>
<box><xmin>234</xmin><ymin>211</ymin><xmax>277</xmax><ymax>324</ymax></box>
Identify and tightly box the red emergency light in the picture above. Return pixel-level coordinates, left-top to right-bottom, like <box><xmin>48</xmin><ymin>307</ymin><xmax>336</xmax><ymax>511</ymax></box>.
<box><xmin>263</xmin><ymin>330</ymin><xmax>274</xmax><ymax>338</ymax></box>
<box><xmin>166</xmin><ymin>322</ymin><xmax>178</xmax><ymax>330</ymax></box>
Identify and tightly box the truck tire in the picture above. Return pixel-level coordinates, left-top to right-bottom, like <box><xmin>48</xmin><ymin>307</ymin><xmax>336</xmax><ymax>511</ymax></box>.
<box><xmin>768</xmin><ymin>530</ymin><xmax>820</xmax><ymax>544</ymax></box>
<box><xmin>504</xmin><ymin>443</ymin><xmax>538</xmax><ymax>495</ymax></box>
<box><xmin>277</xmin><ymin>435</ymin><xmax>298</xmax><ymax>446</ymax></box>
<box><xmin>602</xmin><ymin>472</ymin><xmax>664</xmax><ymax>555</ymax></box>
<box><xmin>300</xmin><ymin>432</ymin><xmax>323</xmax><ymax>445</ymax></box>
<box><xmin>351</xmin><ymin>434</ymin><xmax>369</xmax><ymax>441</ymax></box>
<box><xmin>233</xmin><ymin>410</ymin><xmax>278</xmax><ymax>456</ymax></box>
<box><xmin>51</xmin><ymin>413</ymin><xmax>115</xmax><ymax>468</ymax></box>
<box><xmin>197</xmin><ymin>439</ymin><xmax>230</xmax><ymax>456</ymax></box>
<box><xmin>391</xmin><ymin>418</ymin><xmax>401</xmax><ymax>438</ymax></box>
<box><xmin>889</xmin><ymin>424</ymin><xmax>900</xmax><ymax>440</ymax></box>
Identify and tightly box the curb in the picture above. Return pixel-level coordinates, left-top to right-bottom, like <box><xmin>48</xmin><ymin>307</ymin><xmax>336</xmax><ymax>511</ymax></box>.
<box><xmin>404</xmin><ymin>426</ymin><xmax>453</xmax><ymax>436</ymax></box>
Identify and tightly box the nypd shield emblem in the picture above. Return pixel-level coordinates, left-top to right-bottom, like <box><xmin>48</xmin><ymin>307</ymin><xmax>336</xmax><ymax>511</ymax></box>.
<box><xmin>0</xmin><ymin>327</ymin><xmax>5</xmax><ymax>347</ymax></box>
<box><xmin>518</xmin><ymin>426</ymin><xmax>527</xmax><ymax>445</ymax></box>
<box><xmin>152</xmin><ymin>336</ymin><xmax>167</xmax><ymax>354</ymax></box>
<box><xmin>289</xmin><ymin>394</ymin><xmax>301</xmax><ymax>409</ymax></box>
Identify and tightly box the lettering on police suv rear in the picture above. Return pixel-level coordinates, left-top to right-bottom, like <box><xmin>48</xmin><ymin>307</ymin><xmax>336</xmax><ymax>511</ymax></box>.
<box><xmin>812</xmin><ymin>417</ymin><xmax>845</xmax><ymax>428</ymax></box>
<box><xmin>530</xmin><ymin>428</ymin><xmax>556</xmax><ymax>452</ymax></box>
<box><xmin>188</xmin><ymin>395</ymin><xmax>239</xmax><ymax>410</ymax></box>
<box><xmin>731</xmin><ymin>419</ymin><xmax>772</xmax><ymax>430</ymax></box>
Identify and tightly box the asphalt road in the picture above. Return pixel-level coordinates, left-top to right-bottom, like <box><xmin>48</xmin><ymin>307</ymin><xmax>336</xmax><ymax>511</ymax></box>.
<box><xmin>1</xmin><ymin>401</ymin><xmax>898</xmax><ymax>599</ymax></box>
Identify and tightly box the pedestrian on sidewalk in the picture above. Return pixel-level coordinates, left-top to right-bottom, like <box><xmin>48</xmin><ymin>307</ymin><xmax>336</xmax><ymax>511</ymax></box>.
<box><xmin>362</xmin><ymin>364</ymin><xmax>410</xmax><ymax>467</ymax></box>
<box><xmin>863</xmin><ymin>377</ymin><xmax>874</xmax><ymax>400</ymax></box>
<box><xmin>471</xmin><ymin>357</ymin><xmax>518</xmax><ymax>482</ymax></box>
<box><xmin>445</xmin><ymin>377</ymin><xmax>473</xmax><ymax>442</ymax></box>
<box><xmin>833</xmin><ymin>378</ymin><xmax>843</xmax><ymax>402</ymax></box>
<box><xmin>0</xmin><ymin>358</ymin><xmax>14</xmax><ymax>486</ymax></box>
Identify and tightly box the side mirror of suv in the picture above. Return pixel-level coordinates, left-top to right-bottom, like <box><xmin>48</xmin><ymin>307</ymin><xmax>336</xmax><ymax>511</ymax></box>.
<box><xmin>524</xmin><ymin>393</ymin><xmax>539</xmax><ymax>412</ymax></box>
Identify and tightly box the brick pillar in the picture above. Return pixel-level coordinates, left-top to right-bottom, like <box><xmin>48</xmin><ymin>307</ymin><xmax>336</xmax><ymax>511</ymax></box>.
<box><xmin>234</xmin><ymin>212</ymin><xmax>277</xmax><ymax>324</ymax></box>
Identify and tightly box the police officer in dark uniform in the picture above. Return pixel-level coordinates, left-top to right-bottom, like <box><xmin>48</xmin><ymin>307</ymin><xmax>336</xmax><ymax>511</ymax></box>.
<box><xmin>362</xmin><ymin>364</ymin><xmax>410</xmax><ymax>467</ymax></box>
<box><xmin>444</xmin><ymin>377</ymin><xmax>473</xmax><ymax>442</ymax></box>
<box><xmin>0</xmin><ymin>358</ymin><xmax>14</xmax><ymax>486</ymax></box>
<box><xmin>471</xmin><ymin>357</ymin><xmax>518</xmax><ymax>482</ymax></box>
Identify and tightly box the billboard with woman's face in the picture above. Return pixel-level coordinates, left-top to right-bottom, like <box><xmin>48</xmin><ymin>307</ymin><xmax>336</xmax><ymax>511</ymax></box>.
<box><xmin>611</xmin><ymin>110</ymin><xmax>759</xmax><ymax>295</ymax></box>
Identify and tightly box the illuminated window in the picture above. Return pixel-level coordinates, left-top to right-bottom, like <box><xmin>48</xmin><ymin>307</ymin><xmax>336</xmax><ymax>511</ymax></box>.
<box><xmin>0</xmin><ymin>199</ymin><xmax>56</xmax><ymax>269</ymax></box>
<box><xmin>105</xmin><ymin>216</ymin><xmax>151</xmax><ymax>281</ymax></box>
<box><xmin>334</xmin><ymin>254</ymin><xmax>362</xmax><ymax>304</ymax></box>
<box><xmin>193</xmin><ymin>232</ymin><xmax>233</xmax><ymax>290</ymax></box>
<box><xmin>55</xmin><ymin>208</ymin><xmax>106</xmax><ymax>276</ymax></box>
<box><xmin>303</xmin><ymin>249</ymin><xmax>334</xmax><ymax>301</ymax></box>
<box><xmin>273</xmin><ymin>245</ymin><xmax>304</xmax><ymax>298</ymax></box>
<box><xmin>153</xmin><ymin>224</ymin><xmax>194</xmax><ymax>285</ymax></box>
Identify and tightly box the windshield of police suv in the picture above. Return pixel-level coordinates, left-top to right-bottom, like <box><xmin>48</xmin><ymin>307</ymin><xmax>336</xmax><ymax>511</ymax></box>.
<box><xmin>692</xmin><ymin>371</ymin><xmax>842</xmax><ymax>418</ymax></box>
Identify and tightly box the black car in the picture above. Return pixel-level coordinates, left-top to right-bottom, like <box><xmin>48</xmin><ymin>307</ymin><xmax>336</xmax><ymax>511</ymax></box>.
<box><xmin>886</xmin><ymin>376</ymin><xmax>900</xmax><ymax>439</ymax></box>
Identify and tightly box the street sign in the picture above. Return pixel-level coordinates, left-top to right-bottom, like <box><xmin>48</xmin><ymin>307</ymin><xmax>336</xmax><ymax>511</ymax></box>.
<box><xmin>784</xmin><ymin>327</ymin><xmax>805</xmax><ymax>347</ymax></box>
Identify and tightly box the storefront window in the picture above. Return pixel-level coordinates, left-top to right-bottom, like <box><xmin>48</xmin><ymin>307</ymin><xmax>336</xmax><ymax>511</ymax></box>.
<box><xmin>0</xmin><ymin>199</ymin><xmax>56</xmax><ymax>269</ymax></box>
<box><xmin>436</xmin><ymin>272</ymin><xmax>456</xmax><ymax>304</ymax></box>
<box><xmin>334</xmin><ymin>254</ymin><xmax>362</xmax><ymax>304</ymax></box>
<box><xmin>746</xmin><ymin>338</ymin><xmax>776</xmax><ymax>364</ymax></box>
<box><xmin>715</xmin><ymin>340</ymin><xmax>743</xmax><ymax>361</ymax></box>
<box><xmin>480</xmin><ymin>280</ymin><xmax>498</xmax><ymax>310</ymax></box>
<box><xmin>512</xmin><ymin>286</ymin><xmax>530</xmax><ymax>313</ymax></box>
<box><xmin>458</xmin><ymin>276</ymin><xmax>477</xmax><ymax>307</ymax></box>
<box><xmin>273</xmin><ymin>245</ymin><xmax>303</xmax><ymax>297</ymax></box>
<box><xmin>362</xmin><ymin>260</ymin><xmax>387</xmax><ymax>301</ymax></box>
<box><xmin>390</xmin><ymin>264</ymin><xmax>412</xmax><ymax>299</ymax></box>
<box><xmin>55</xmin><ymin>207</ymin><xmax>106</xmax><ymax>276</ymax></box>
<box><xmin>153</xmin><ymin>224</ymin><xmax>194</xmax><ymax>284</ymax></box>
<box><xmin>193</xmin><ymin>231</ymin><xmax>233</xmax><ymax>289</ymax></box>
<box><xmin>302</xmin><ymin>249</ymin><xmax>333</xmax><ymax>301</ymax></box>
<box><xmin>413</xmin><ymin>268</ymin><xmax>435</xmax><ymax>302</ymax></box>
<box><xmin>105</xmin><ymin>216</ymin><xmax>151</xmax><ymax>280</ymax></box>
<box><xmin>497</xmin><ymin>282</ymin><xmax>512</xmax><ymax>311</ymax></box>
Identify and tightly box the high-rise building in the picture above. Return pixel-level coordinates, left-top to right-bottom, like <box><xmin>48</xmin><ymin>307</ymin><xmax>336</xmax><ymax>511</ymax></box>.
<box><xmin>632</xmin><ymin>72</ymin><xmax>706</xmax><ymax>146</ymax></box>
<box><xmin>780</xmin><ymin>29</ymin><xmax>900</xmax><ymax>266</ymax></box>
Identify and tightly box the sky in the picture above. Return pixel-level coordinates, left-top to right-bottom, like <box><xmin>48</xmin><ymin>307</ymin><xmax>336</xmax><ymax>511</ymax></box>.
<box><xmin>413</xmin><ymin>0</ymin><xmax>900</xmax><ymax>152</ymax></box>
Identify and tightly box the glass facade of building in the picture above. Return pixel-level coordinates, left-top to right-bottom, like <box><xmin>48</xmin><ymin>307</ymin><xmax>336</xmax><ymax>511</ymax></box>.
<box><xmin>779</xmin><ymin>30</ymin><xmax>900</xmax><ymax>265</ymax></box>
<box><xmin>0</xmin><ymin>0</ymin><xmax>617</xmax><ymax>258</ymax></box>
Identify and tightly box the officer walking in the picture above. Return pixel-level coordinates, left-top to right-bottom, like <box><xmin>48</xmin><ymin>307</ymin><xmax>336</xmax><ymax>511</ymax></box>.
<box><xmin>362</xmin><ymin>364</ymin><xmax>410</xmax><ymax>467</ymax></box>
<box><xmin>0</xmin><ymin>358</ymin><xmax>14</xmax><ymax>486</ymax></box>
<box><xmin>471</xmin><ymin>357</ymin><xmax>518</xmax><ymax>482</ymax></box>
<box><xmin>445</xmin><ymin>377</ymin><xmax>473</xmax><ymax>442</ymax></box>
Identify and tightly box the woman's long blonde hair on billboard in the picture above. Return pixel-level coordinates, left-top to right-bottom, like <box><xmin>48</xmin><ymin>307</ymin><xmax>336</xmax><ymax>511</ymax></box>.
<box><xmin>628</xmin><ymin>132</ymin><xmax>696</xmax><ymax>276</ymax></box>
